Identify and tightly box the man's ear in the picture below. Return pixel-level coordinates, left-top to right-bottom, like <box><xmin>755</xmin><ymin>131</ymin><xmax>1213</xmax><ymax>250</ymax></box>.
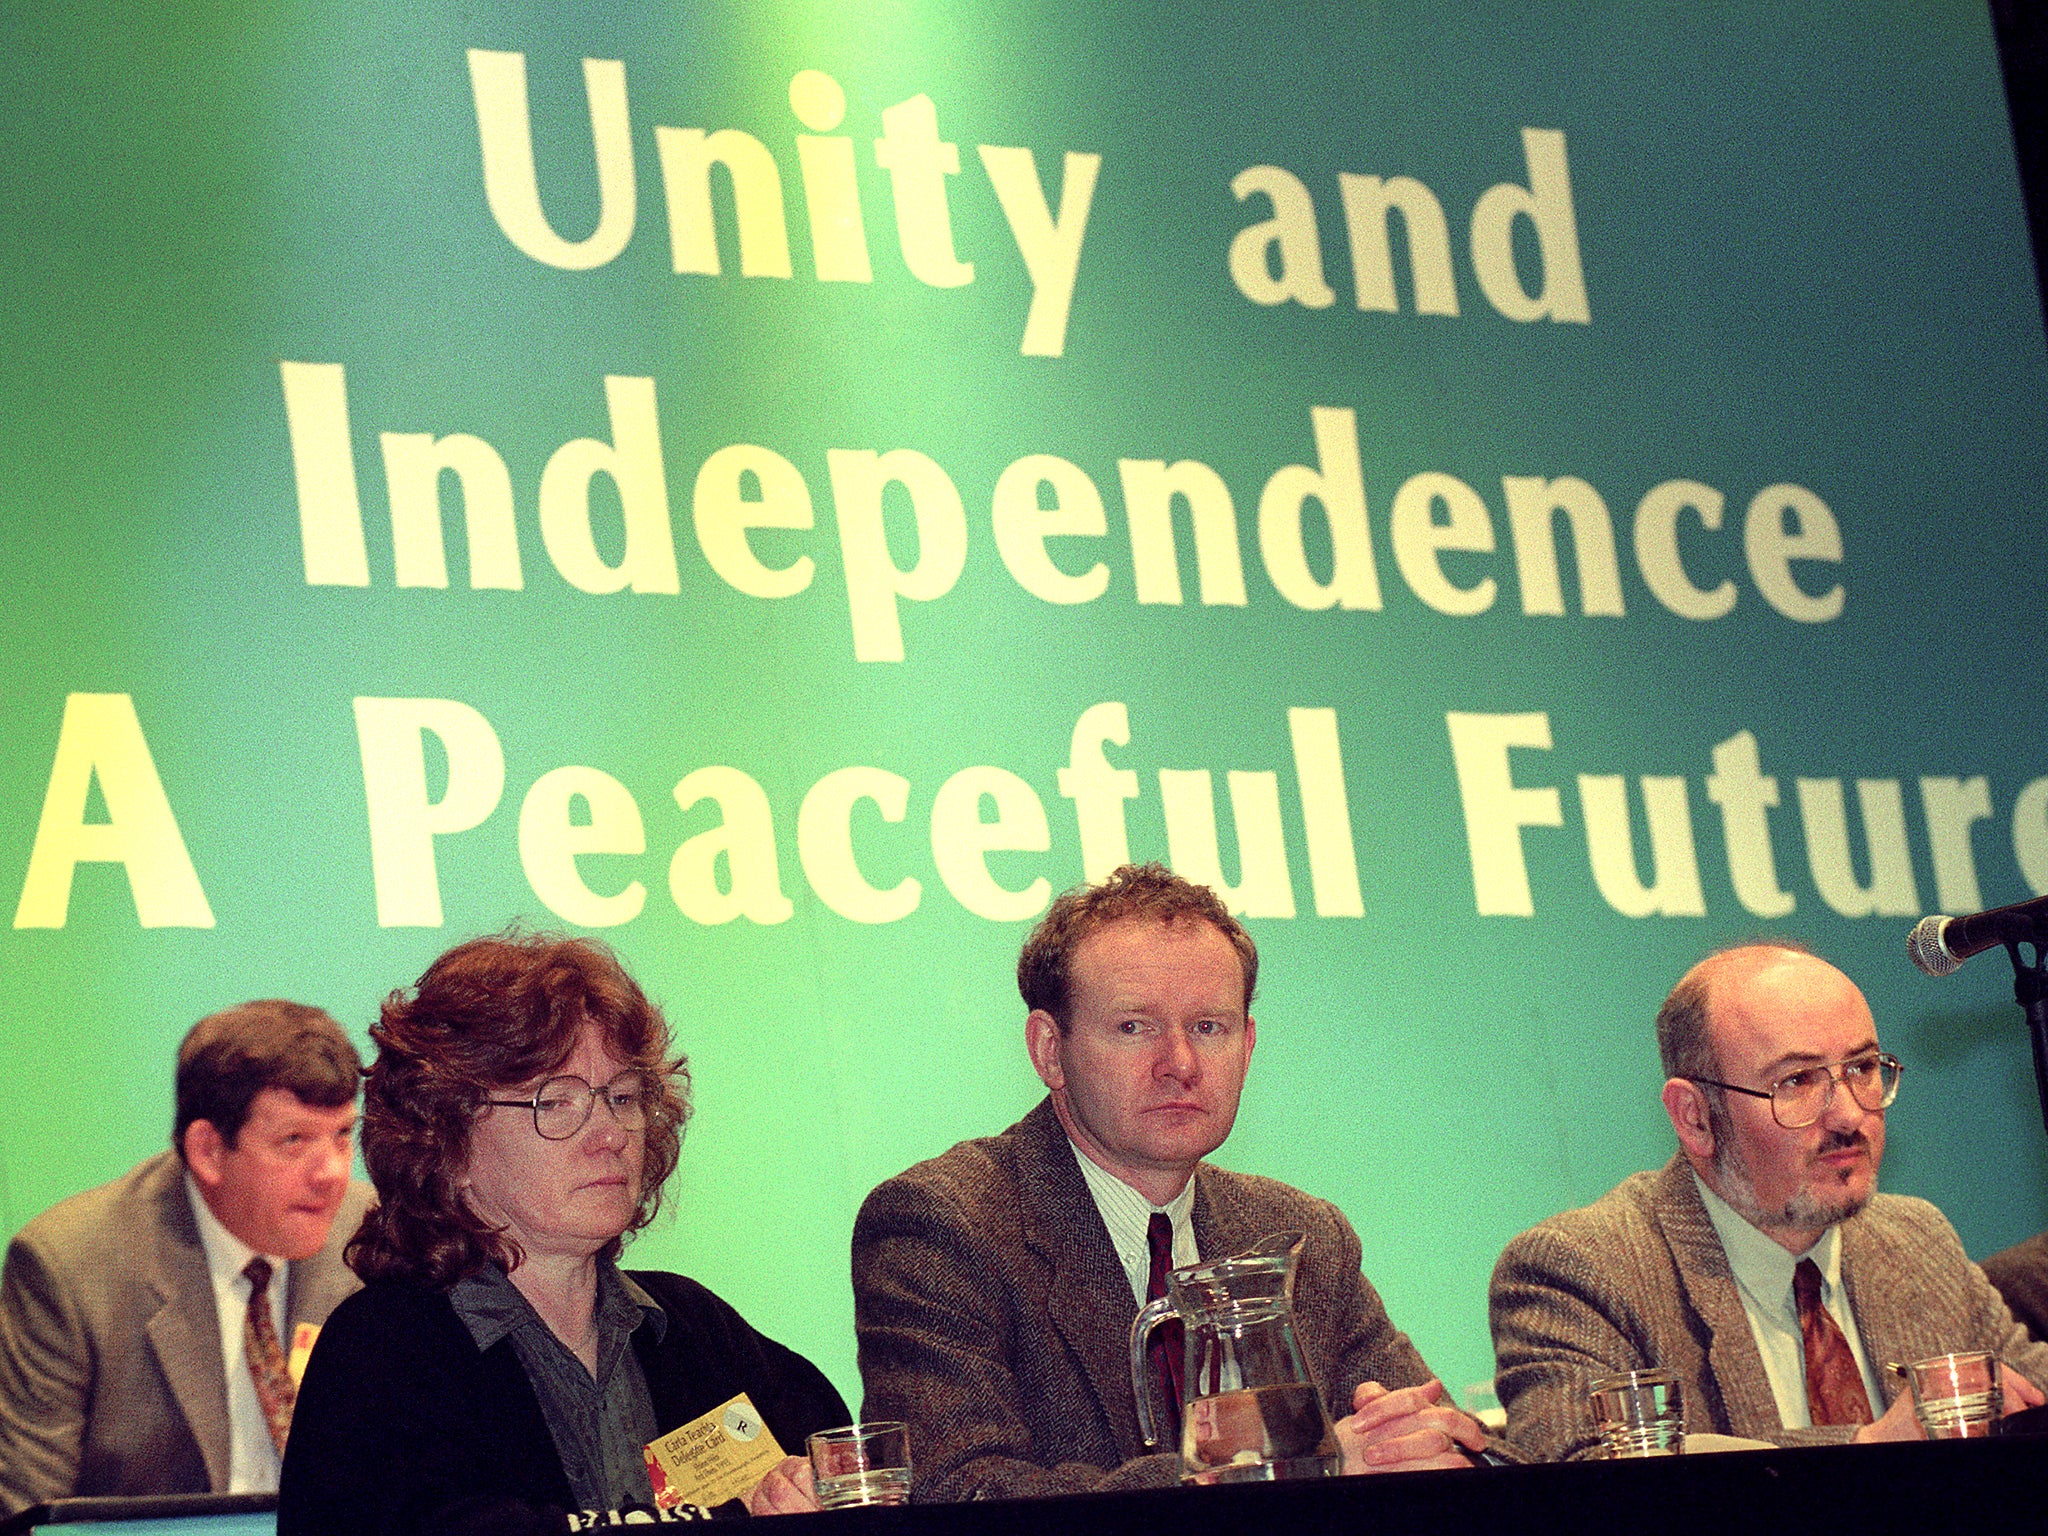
<box><xmin>183</xmin><ymin>1118</ymin><xmax>228</xmax><ymax>1191</ymax></box>
<box><xmin>1662</xmin><ymin>1078</ymin><xmax>1716</xmax><ymax>1160</ymax></box>
<box><xmin>1025</xmin><ymin>1010</ymin><xmax>1065</xmax><ymax>1092</ymax></box>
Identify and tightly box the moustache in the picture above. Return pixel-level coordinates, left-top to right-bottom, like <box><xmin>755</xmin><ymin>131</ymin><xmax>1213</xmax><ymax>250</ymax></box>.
<box><xmin>1815</xmin><ymin>1129</ymin><xmax>1868</xmax><ymax>1156</ymax></box>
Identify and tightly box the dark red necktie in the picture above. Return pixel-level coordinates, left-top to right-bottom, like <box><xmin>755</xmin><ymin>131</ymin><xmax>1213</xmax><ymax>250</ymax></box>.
<box><xmin>1794</xmin><ymin>1258</ymin><xmax>1872</xmax><ymax>1426</ymax></box>
<box><xmin>1146</xmin><ymin>1213</ymin><xmax>1185</xmax><ymax>1444</ymax></box>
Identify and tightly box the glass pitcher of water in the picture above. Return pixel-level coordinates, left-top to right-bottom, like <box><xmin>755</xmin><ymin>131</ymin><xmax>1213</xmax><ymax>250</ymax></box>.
<box><xmin>1128</xmin><ymin>1230</ymin><xmax>1341</xmax><ymax>1483</ymax></box>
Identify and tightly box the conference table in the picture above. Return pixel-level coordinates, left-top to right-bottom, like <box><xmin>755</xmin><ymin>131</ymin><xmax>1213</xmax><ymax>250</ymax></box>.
<box><xmin>3</xmin><ymin>1436</ymin><xmax>2041</xmax><ymax>1536</ymax></box>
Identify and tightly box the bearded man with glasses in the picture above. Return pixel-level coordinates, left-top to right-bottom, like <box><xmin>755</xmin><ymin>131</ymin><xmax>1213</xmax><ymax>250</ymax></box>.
<box><xmin>1489</xmin><ymin>942</ymin><xmax>2048</xmax><ymax>1460</ymax></box>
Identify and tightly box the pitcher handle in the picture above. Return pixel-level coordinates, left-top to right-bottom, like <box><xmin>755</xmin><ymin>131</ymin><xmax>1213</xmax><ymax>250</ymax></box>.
<box><xmin>1129</xmin><ymin>1294</ymin><xmax>1178</xmax><ymax>1450</ymax></box>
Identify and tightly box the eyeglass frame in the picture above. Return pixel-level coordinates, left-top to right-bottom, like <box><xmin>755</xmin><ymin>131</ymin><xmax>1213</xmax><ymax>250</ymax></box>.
<box><xmin>1686</xmin><ymin>1052</ymin><xmax>1903</xmax><ymax>1129</ymax></box>
<box><xmin>483</xmin><ymin>1070</ymin><xmax>653</xmax><ymax>1141</ymax></box>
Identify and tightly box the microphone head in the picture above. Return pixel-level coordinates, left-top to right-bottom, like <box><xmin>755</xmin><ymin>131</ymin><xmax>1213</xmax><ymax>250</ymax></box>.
<box><xmin>1908</xmin><ymin>915</ymin><xmax>1961</xmax><ymax>977</ymax></box>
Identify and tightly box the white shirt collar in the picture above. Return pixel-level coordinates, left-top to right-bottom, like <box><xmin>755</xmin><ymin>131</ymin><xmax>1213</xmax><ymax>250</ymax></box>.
<box><xmin>1694</xmin><ymin>1167</ymin><xmax>1844</xmax><ymax>1307</ymax></box>
<box><xmin>185</xmin><ymin>1171</ymin><xmax>290</xmax><ymax>1493</ymax></box>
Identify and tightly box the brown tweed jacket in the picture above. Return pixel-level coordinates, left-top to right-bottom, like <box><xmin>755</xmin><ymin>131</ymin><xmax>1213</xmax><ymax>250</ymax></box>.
<box><xmin>851</xmin><ymin>1098</ymin><xmax>1439</xmax><ymax>1501</ymax></box>
<box><xmin>1488</xmin><ymin>1155</ymin><xmax>2048</xmax><ymax>1461</ymax></box>
<box><xmin>1982</xmin><ymin>1230</ymin><xmax>2048</xmax><ymax>1342</ymax></box>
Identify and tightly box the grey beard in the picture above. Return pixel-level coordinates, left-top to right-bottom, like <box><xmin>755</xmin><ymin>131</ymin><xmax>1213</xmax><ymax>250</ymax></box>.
<box><xmin>1712</xmin><ymin>1127</ymin><xmax>1874</xmax><ymax>1235</ymax></box>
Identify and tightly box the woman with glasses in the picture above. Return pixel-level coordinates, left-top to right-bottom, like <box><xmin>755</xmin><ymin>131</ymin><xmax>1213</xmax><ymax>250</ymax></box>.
<box><xmin>279</xmin><ymin>933</ymin><xmax>845</xmax><ymax>1535</ymax></box>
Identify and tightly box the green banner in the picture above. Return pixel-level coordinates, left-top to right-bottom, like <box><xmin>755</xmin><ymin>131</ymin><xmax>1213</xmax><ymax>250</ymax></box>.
<box><xmin>3</xmin><ymin>1</ymin><xmax>2044</xmax><ymax>1402</ymax></box>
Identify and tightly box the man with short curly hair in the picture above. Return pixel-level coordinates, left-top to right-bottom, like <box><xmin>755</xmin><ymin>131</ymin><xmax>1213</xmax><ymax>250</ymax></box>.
<box><xmin>854</xmin><ymin>863</ymin><xmax>1491</xmax><ymax>1500</ymax></box>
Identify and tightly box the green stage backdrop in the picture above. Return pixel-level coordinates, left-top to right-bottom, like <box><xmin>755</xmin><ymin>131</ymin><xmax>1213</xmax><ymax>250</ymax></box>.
<box><xmin>3</xmin><ymin>0</ymin><xmax>2046</xmax><ymax>1407</ymax></box>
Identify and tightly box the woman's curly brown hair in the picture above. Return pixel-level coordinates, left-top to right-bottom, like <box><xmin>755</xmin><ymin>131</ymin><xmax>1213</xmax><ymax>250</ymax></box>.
<box><xmin>346</xmin><ymin>931</ymin><xmax>691</xmax><ymax>1288</ymax></box>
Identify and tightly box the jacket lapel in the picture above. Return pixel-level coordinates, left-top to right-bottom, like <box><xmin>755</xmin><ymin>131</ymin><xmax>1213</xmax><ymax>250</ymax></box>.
<box><xmin>1190</xmin><ymin>1168</ymin><xmax>1260</xmax><ymax>1263</ymax></box>
<box><xmin>1836</xmin><ymin>1213</ymin><xmax>1910</xmax><ymax>1412</ymax></box>
<box><xmin>142</xmin><ymin>1157</ymin><xmax>232</xmax><ymax>1491</ymax></box>
<box><xmin>1013</xmin><ymin>1102</ymin><xmax>1156</xmax><ymax>1459</ymax></box>
<box><xmin>1650</xmin><ymin>1159</ymin><xmax>1786</xmax><ymax>1439</ymax></box>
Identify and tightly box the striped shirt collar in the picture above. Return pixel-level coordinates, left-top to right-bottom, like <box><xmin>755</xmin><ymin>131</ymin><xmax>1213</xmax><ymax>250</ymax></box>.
<box><xmin>1068</xmin><ymin>1139</ymin><xmax>1199</xmax><ymax>1305</ymax></box>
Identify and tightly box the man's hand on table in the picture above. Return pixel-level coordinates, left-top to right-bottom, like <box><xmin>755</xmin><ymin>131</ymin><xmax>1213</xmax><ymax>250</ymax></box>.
<box><xmin>2001</xmin><ymin>1367</ymin><xmax>2046</xmax><ymax>1417</ymax></box>
<box><xmin>1852</xmin><ymin>1390</ymin><xmax>1925</xmax><ymax>1443</ymax></box>
<box><xmin>1854</xmin><ymin>1362</ymin><xmax>2045</xmax><ymax>1442</ymax></box>
<box><xmin>1335</xmin><ymin>1379</ymin><xmax>1489</xmax><ymax>1472</ymax></box>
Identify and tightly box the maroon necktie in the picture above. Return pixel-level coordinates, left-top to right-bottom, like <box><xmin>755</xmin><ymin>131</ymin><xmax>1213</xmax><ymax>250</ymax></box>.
<box><xmin>1146</xmin><ymin>1213</ymin><xmax>1185</xmax><ymax>1444</ymax></box>
<box><xmin>243</xmin><ymin>1257</ymin><xmax>297</xmax><ymax>1454</ymax></box>
<box><xmin>1794</xmin><ymin>1258</ymin><xmax>1872</xmax><ymax>1426</ymax></box>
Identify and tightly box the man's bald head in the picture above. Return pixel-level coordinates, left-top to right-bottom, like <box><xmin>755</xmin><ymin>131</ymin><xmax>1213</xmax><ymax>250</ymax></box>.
<box><xmin>1657</xmin><ymin>941</ymin><xmax>1818</xmax><ymax>1085</ymax></box>
<box><xmin>1657</xmin><ymin>943</ymin><xmax>1887</xmax><ymax>1249</ymax></box>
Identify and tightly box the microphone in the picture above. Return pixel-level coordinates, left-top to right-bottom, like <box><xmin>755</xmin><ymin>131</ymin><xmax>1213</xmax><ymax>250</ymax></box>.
<box><xmin>1908</xmin><ymin>895</ymin><xmax>2048</xmax><ymax>977</ymax></box>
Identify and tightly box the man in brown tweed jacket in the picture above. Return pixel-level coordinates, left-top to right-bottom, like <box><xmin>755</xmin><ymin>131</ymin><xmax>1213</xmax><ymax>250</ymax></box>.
<box><xmin>1984</xmin><ymin>1230</ymin><xmax>2048</xmax><ymax>1341</ymax></box>
<box><xmin>853</xmin><ymin>864</ymin><xmax>1491</xmax><ymax>1500</ymax></box>
<box><xmin>1490</xmin><ymin>943</ymin><xmax>2048</xmax><ymax>1461</ymax></box>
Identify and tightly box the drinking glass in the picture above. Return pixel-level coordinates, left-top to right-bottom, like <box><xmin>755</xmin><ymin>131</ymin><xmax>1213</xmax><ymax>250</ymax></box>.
<box><xmin>1907</xmin><ymin>1352</ymin><xmax>2000</xmax><ymax>1439</ymax></box>
<box><xmin>1588</xmin><ymin>1368</ymin><xmax>1685</xmax><ymax>1456</ymax></box>
<box><xmin>807</xmin><ymin>1422</ymin><xmax>913</xmax><ymax>1508</ymax></box>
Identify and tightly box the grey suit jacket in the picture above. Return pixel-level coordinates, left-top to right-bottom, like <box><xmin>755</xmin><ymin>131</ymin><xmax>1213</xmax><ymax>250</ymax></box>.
<box><xmin>852</xmin><ymin>1098</ymin><xmax>1440</xmax><ymax>1501</ymax></box>
<box><xmin>1488</xmin><ymin>1156</ymin><xmax>2048</xmax><ymax>1461</ymax></box>
<box><xmin>0</xmin><ymin>1151</ymin><xmax>373</xmax><ymax>1514</ymax></box>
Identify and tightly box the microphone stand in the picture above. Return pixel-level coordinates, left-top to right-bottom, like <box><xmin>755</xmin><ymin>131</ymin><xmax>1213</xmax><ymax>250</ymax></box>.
<box><xmin>2007</xmin><ymin>938</ymin><xmax>2048</xmax><ymax>1137</ymax></box>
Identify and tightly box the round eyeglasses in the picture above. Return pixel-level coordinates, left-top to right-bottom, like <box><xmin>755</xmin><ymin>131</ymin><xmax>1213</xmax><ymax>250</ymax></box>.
<box><xmin>485</xmin><ymin>1071</ymin><xmax>651</xmax><ymax>1140</ymax></box>
<box><xmin>1689</xmin><ymin>1052</ymin><xmax>1902</xmax><ymax>1129</ymax></box>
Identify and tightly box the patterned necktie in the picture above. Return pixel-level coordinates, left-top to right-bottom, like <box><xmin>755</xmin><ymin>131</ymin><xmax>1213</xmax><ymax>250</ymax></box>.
<box><xmin>1793</xmin><ymin>1258</ymin><xmax>1872</xmax><ymax>1426</ymax></box>
<box><xmin>243</xmin><ymin>1257</ymin><xmax>296</xmax><ymax>1455</ymax></box>
<box><xmin>1145</xmin><ymin>1213</ymin><xmax>1185</xmax><ymax>1445</ymax></box>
